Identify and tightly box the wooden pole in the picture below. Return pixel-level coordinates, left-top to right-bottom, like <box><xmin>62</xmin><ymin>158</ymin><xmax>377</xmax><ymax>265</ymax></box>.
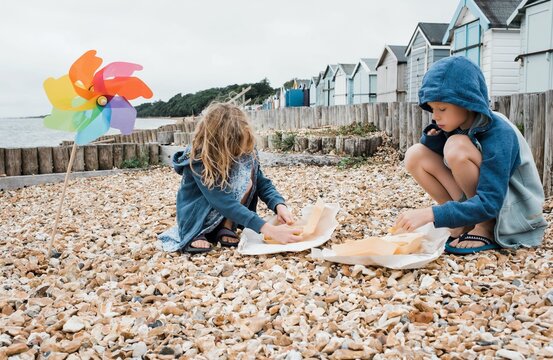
<box><xmin>47</xmin><ymin>142</ymin><xmax>77</xmax><ymax>257</ymax></box>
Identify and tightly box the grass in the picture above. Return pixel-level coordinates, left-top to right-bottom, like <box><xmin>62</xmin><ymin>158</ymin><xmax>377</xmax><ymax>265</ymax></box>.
<box><xmin>121</xmin><ymin>155</ymin><xmax>149</xmax><ymax>169</ymax></box>
<box><xmin>318</xmin><ymin>122</ymin><xmax>378</xmax><ymax>137</ymax></box>
<box><xmin>337</xmin><ymin>156</ymin><xmax>368</xmax><ymax>170</ymax></box>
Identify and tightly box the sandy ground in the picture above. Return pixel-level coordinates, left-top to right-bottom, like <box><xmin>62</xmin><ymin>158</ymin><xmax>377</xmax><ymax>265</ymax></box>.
<box><xmin>0</xmin><ymin>145</ymin><xmax>552</xmax><ymax>359</ymax></box>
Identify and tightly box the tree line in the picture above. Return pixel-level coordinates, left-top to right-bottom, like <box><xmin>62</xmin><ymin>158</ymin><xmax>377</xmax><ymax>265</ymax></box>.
<box><xmin>135</xmin><ymin>79</ymin><xmax>275</xmax><ymax>117</ymax></box>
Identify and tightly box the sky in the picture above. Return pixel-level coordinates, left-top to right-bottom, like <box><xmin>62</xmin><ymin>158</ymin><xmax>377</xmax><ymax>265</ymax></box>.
<box><xmin>0</xmin><ymin>0</ymin><xmax>459</xmax><ymax>118</ymax></box>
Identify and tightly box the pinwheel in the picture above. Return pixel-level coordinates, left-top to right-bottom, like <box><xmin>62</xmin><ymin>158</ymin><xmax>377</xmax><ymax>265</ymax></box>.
<box><xmin>43</xmin><ymin>49</ymin><xmax>153</xmax><ymax>145</ymax></box>
<box><xmin>43</xmin><ymin>50</ymin><xmax>153</xmax><ymax>257</ymax></box>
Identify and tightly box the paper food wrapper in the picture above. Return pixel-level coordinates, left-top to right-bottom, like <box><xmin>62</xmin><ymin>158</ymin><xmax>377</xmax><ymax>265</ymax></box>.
<box><xmin>237</xmin><ymin>203</ymin><xmax>341</xmax><ymax>255</ymax></box>
<box><xmin>310</xmin><ymin>223</ymin><xmax>451</xmax><ymax>269</ymax></box>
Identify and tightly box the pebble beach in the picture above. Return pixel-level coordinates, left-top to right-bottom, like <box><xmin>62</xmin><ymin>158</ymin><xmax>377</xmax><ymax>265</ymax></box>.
<box><xmin>1</xmin><ymin>144</ymin><xmax>552</xmax><ymax>359</ymax></box>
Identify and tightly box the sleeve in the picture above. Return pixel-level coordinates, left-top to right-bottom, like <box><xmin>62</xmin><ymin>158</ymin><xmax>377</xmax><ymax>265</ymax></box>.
<box><xmin>256</xmin><ymin>166</ymin><xmax>286</xmax><ymax>213</ymax></box>
<box><xmin>190</xmin><ymin>164</ymin><xmax>266</xmax><ymax>232</ymax></box>
<box><xmin>432</xmin><ymin>131</ymin><xmax>521</xmax><ymax>229</ymax></box>
<box><xmin>420</xmin><ymin>122</ymin><xmax>447</xmax><ymax>156</ymax></box>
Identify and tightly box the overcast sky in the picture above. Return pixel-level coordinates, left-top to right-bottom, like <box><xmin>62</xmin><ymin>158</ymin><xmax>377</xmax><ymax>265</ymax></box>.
<box><xmin>0</xmin><ymin>0</ymin><xmax>458</xmax><ymax>118</ymax></box>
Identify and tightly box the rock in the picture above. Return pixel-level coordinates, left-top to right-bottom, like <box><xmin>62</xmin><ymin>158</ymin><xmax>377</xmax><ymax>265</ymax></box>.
<box><xmin>132</xmin><ymin>342</ymin><xmax>148</xmax><ymax>358</ymax></box>
<box><xmin>159</xmin><ymin>347</ymin><xmax>175</xmax><ymax>355</ymax></box>
<box><xmin>496</xmin><ymin>349</ymin><xmax>525</xmax><ymax>360</ymax></box>
<box><xmin>544</xmin><ymin>289</ymin><xmax>553</xmax><ymax>305</ymax></box>
<box><xmin>285</xmin><ymin>350</ymin><xmax>302</xmax><ymax>360</ymax></box>
<box><xmin>5</xmin><ymin>343</ymin><xmax>29</xmax><ymax>356</ymax></box>
<box><xmin>330</xmin><ymin>349</ymin><xmax>371</xmax><ymax>360</ymax></box>
<box><xmin>0</xmin><ymin>334</ymin><xmax>11</xmax><ymax>346</ymax></box>
<box><xmin>62</xmin><ymin>316</ymin><xmax>85</xmax><ymax>333</ymax></box>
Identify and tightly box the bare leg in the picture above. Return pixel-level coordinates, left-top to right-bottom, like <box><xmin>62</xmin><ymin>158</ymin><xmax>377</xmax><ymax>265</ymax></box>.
<box><xmin>219</xmin><ymin>179</ymin><xmax>254</xmax><ymax>244</ymax></box>
<box><xmin>190</xmin><ymin>179</ymin><xmax>253</xmax><ymax>249</ymax></box>
<box><xmin>442</xmin><ymin>135</ymin><xmax>495</xmax><ymax>248</ymax></box>
<box><xmin>404</xmin><ymin>144</ymin><xmax>471</xmax><ymax>237</ymax></box>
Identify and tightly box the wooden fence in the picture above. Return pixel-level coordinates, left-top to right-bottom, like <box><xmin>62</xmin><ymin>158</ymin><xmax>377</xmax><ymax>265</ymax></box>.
<box><xmin>0</xmin><ymin>143</ymin><xmax>160</xmax><ymax>177</ymax></box>
<box><xmin>248</xmin><ymin>90</ymin><xmax>553</xmax><ymax>197</ymax></box>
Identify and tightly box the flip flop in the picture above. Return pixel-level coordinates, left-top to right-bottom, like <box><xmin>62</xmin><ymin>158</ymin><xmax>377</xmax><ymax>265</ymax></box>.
<box><xmin>445</xmin><ymin>233</ymin><xmax>500</xmax><ymax>255</ymax></box>
<box><xmin>216</xmin><ymin>227</ymin><xmax>240</xmax><ymax>247</ymax></box>
<box><xmin>182</xmin><ymin>234</ymin><xmax>213</xmax><ymax>254</ymax></box>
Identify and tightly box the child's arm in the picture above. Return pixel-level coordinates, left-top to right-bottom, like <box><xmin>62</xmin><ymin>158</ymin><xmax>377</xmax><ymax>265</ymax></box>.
<box><xmin>256</xmin><ymin>167</ymin><xmax>286</xmax><ymax>214</ymax></box>
<box><xmin>420</xmin><ymin>122</ymin><xmax>447</xmax><ymax>155</ymax></box>
<box><xmin>190</xmin><ymin>166</ymin><xmax>266</xmax><ymax>233</ymax></box>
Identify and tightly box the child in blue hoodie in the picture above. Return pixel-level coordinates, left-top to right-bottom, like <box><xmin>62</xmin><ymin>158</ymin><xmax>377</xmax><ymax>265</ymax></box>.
<box><xmin>158</xmin><ymin>103</ymin><xmax>303</xmax><ymax>253</ymax></box>
<box><xmin>393</xmin><ymin>56</ymin><xmax>547</xmax><ymax>254</ymax></box>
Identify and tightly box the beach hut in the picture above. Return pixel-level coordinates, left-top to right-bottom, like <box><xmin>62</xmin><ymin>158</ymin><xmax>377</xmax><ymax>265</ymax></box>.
<box><xmin>508</xmin><ymin>0</ymin><xmax>553</xmax><ymax>92</ymax></box>
<box><xmin>351</xmin><ymin>58</ymin><xmax>378</xmax><ymax>104</ymax></box>
<box><xmin>315</xmin><ymin>71</ymin><xmax>325</xmax><ymax>106</ymax></box>
<box><xmin>309</xmin><ymin>75</ymin><xmax>320</xmax><ymax>106</ymax></box>
<box><xmin>443</xmin><ymin>0</ymin><xmax>521</xmax><ymax>97</ymax></box>
<box><xmin>405</xmin><ymin>23</ymin><xmax>451</xmax><ymax>102</ymax></box>
<box><xmin>375</xmin><ymin>45</ymin><xmax>408</xmax><ymax>102</ymax></box>
<box><xmin>321</xmin><ymin>64</ymin><xmax>338</xmax><ymax>106</ymax></box>
<box><xmin>333</xmin><ymin>64</ymin><xmax>356</xmax><ymax>105</ymax></box>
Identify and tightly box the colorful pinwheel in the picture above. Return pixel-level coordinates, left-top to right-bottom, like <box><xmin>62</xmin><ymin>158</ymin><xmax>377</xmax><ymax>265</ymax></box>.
<box><xmin>43</xmin><ymin>50</ymin><xmax>153</xmax><ymax>145</ymax></box>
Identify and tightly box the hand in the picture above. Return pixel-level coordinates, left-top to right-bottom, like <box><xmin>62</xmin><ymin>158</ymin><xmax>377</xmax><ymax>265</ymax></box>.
<box><xmin>394</xmin><ymin>208</ymin><xmax>434</xmax><ymax>233</ymax></box>
<box><xmin>260</xmin><ymin>223</ymin><xmax>303</xmax><ymax>244</ymax></box>
<box><xmin>427</xmin><ymin>128</ymin><xmax>442</xmax><ymax>136</ymax></box>
<box><xmin>276</xmin><ymin>204</ymin><xmax>296</xmax><ymax>225</ymax></box>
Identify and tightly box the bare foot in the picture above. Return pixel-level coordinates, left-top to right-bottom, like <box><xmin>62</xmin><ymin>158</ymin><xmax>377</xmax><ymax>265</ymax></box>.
<box><xmin>449</xmin><ymin>225</ymin><xmax>494</xmax><ymax>249</ymax></box>
<box><xmin>190</xmin><ymin>239</ymin><xmax>211</xmax><ymax>249</ymax></box>
<box><xmin>449</xmin><ymin>225</ymin><xmax>475</xmax><ymax>239</ymax></box>
<box><xmin>221</xmin><ymin>236</ymin><xmax>239</xmax><ymax>244</ymax></box>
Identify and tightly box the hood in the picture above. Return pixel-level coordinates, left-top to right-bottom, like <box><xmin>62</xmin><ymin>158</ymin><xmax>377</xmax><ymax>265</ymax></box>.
<box><xmin>172</xmin><ymin>145</ymin><xmax>199</xmax><ymax>175</ymax></box>
<box><xmin>418</xmin><ymin>56</ymin><xmax>492</xmax><ymax>119</ymax></box>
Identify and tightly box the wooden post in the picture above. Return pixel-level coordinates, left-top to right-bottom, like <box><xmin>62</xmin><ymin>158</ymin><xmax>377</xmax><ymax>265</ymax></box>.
<box><xmin>543</xmin><ymin>90</ymin><xmax>553</xmax><ymax>197</ymax></box>
<box><xmin>308</xmin><ymin>136</ymin><xmax>321</xmax><ymax>153</ymax></box>
<box><xmin>97</xmin><ymin>144</ymin><xmax>114</xmax><ymax>170</ymax></box>
<box><xmin>411</xmin><ymin>104</ymin><xmax>422</xmax><ymax>146</ymax></box>
<box><xmin>509</xmin><ymin>93</ymin><xmax>524</xmax><ymax>128</ymax></box>
<box><xmin>335</xmin><ymin>136</ymin><xmax>345</xmax><ymax>154</ymax></box>
<box><xmin>5</xmin><ymin>148</ymin><xmax>22</xmax><ymax>176</ymax></box>
<box><xmin>149</xmin><ymin>143</ymin><xmax>160</xmax><ymax>165</ymax></box>
<box><xmin>0</xmin><ymin>148</ymin><xmax>5</xmax><ymax>176</ymax></box>
<box><xmin>523</xmin><ymin>93</ymin><xmax>545</xmax><ymax>180</ymax></box>
<box><xmin>72</xmin><ymin>146</ymin><xmax>85</xmax><ymax>172</ymax></box>
<box><xmin>113</xmin><ymin>144</ymin><xmax>124</xmax><ymax>168</ymax></box>
<box><xmin>123</xmin><ymin>143</ymin><xmax>137</xmax><ymax>162</ymax></box>
<box><xmin>47</xmin><ymin>143</ymin><xmax>77</xmax><ymax>257</ymax></box>
<box><xmin>268</xmin><ymin>133</ymin><xmax>281</xmax><ymax>151</ymax></box>
<box><xmin>259</xmin><ymin>135</ymin><xmax>269</xmax><ymax>150</ymax></box>
<box><xmin>21</xmin><ymin>148</ymin><xmax>39</xmax><ymax>175</ymax></box>
<box><xmin>157</xmin><ymin>131</ymin><xmax>174</xmax><ymax>145</ymax></box>
<box><xmin>138</xmin><ymin>144</ymin><xmax>150</xmax><ymax>163</ymax></box>
<box><xmin>84</xmin><ymin>145</ymin><xmax>99</xmax><ymax>171</ymax></box>
<box><xmin>344</xmin><ymin>138</ymin><xmax>357</xmax><ymax>156</ymax></box>
<box><xmin>357</xmin><ymin>137</ymin><xmax>370</xmax><ymax>156</ymax></box>
<box><xmin>321</xmin><ymin>137</ymin><xmax>336</xmax><ymax>154</ymax></box>
<box><xmin>294</xmin><ymin>136</ymin><xmax>308</xmax><ymax>152</ymax></box>
<box><xmin>399</xmin><ymin>102</ymin><xmax>408</xmax><ymax>153</ymax></box>
<box><xmin>52</xmin><ymin>146</ymin><xmax>69</xmax><ymax>173</ymax></box>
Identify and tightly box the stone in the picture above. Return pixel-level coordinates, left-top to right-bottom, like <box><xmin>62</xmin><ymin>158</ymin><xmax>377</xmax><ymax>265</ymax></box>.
<box><xmin>62</xmin><ymin>316</ymin><xmax>85</xmax><ymax>333</ymax></box>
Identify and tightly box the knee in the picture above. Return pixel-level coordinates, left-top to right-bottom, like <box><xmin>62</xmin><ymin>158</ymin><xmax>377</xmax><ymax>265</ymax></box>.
<box><xmin>404</xmin><ymin>144</ymin><xmax>427</xmax><ymax>173</ymax></box>
<box><xmin>443</xmin><ymin>135</ymin><xmax>477</xmax><ymax>167</ymax></box>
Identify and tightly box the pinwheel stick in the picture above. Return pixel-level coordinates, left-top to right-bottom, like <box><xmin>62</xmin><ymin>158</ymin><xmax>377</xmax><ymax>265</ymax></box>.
<box><xmin>47</xmin><ymin>142</ymin><xmax>78</xmax><ymax>257</ymax></box>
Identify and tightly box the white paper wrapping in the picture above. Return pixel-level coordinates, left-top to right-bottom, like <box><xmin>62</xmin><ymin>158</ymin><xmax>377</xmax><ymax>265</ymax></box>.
<box><xmin>237</xmin><ymin>203</ymin><xmax>341</xmax><ymax>255</ymax></box>
<box><xmin>310</xmin><ymin>223</ymin><xmax>451</xmax><ymax>269</ymax></box>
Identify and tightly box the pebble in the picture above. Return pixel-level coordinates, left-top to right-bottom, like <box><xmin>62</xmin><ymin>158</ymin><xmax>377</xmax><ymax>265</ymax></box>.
<box><xmin>62</xmin><ymin>316</ymin><xmax>85</xmax><ymax>333</ymax></box>
<box><xmin>132</xmin><ymin>341</ymin><xmax>148</xmax><ymax>358</ymax></box>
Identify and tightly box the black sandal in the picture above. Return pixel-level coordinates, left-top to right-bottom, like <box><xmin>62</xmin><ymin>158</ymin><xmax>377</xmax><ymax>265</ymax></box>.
<box><xmin>216</xmin><ymin>227</ymin><xmax>240</xmax><ymax>247</ymax></box>
<box><xmin>182</xmin><ymin>234</ymin><xmax>213</xmax><ymax>254</ymax></box>
<box><xmin>445</xmin><ymin>233</ymin><xmax>500</xmax><ymax>255</ymax></box>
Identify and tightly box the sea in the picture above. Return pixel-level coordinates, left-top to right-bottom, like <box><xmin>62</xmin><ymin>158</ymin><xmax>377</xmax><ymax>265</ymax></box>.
<box><xmin>0</xmin><ymin>117</ymin><xmax>177</xmax><ymax>148</ymax></box>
